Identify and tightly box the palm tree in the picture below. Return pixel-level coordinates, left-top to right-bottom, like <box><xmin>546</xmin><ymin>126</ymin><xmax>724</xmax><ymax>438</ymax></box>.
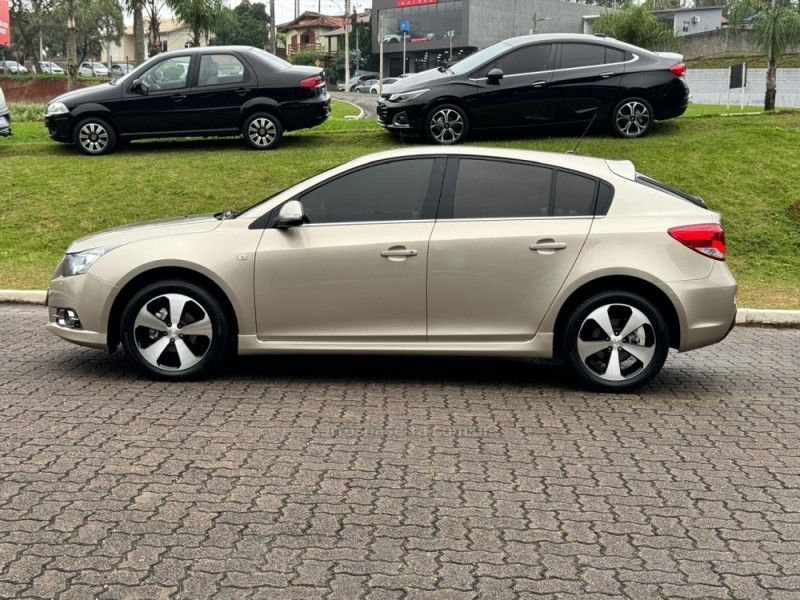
<box><xmin>729</xmin><ymin>0</ymin><xmax>800</xmax><ymax>111</ymax></box>
<box><xmin>169</xmin><ymin>0</ymin><xmax>224</xmax><ymax>48</ymax></box>
<box><xmin>122</xmin><ymin>0</ymin><xmax>146</xmax><ymax>64</ymax></box>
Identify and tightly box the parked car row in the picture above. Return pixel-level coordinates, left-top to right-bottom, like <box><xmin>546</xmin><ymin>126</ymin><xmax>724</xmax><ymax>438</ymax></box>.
<box><xmin>40</xmin><ymin>34</ymin><xmax>689</xmax><ymax>156</ymax></box>
<box><xmin>0</xmin><ymin>60</ymin><xmax>135</xmax><ymax>76</ymax></box>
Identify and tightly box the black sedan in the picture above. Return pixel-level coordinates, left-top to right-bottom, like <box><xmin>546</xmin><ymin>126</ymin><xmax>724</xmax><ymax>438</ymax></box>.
<box><xmin>377</xmin><ymin>34</ymin><xmax>689</xmax><ymax>144</ymax></box>
<box><xmin>44</xmin><ymin>46</ymin><xmax>331</xmax><ymax>155</ymax></box>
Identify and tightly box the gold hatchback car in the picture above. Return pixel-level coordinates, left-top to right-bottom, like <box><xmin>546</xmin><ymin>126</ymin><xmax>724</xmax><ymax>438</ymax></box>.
<box><xmin>47</xmin><ymin>147</ymin><xmax>736</xmax><ymax>391</ymax></box>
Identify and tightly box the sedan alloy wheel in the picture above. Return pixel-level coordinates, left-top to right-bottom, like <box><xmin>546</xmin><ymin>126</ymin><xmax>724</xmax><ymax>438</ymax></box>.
<box><xmin>121</xmin><ymin>281</ymin><xmax>229</xmax><ymax>379</ymax></box>
<box><xmin>612</xmin><ymin>98</ymin><xmax>653</xmax><ymax>138</ymax></box>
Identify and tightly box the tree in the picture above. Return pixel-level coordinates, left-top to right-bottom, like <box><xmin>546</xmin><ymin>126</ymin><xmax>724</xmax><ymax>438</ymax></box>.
<box><xmin>729</xmin><ymin>0</ymin><xmax>800</xmax><ymax>111</ymax></box>
<box><xmin>211</xmin><ymin>0</ymin><xmax>268</xmax><ymax>48</ymax></box>
<box><xmin>143</xmin><ymin>0</ymin><xmax>164</xmax><ymax>56</ymax></box>
<box><xmin>593</xmin><ymin>5</ymin><xmax>676</xmax><ymax>50</ymax></box>
<box><xmin>122</xmin><ymin>0</ymin><xmax>146</xmax><ymax>65</ymax></box>
<box><xmin>169</xmin><ymin>0</ymin><xmax>223</xmax><ymax>47</ymax></box>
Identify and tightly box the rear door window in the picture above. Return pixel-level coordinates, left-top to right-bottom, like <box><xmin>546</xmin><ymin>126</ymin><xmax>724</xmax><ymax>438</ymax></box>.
<box><xmin>559</xmin><ymin>43</ymin><xmax>605</xmax><ymax>69</ymax></box>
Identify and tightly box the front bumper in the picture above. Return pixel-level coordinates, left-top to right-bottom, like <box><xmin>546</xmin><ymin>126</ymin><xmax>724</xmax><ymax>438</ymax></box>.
<box><xmin>45</xmin><ymin>114</ymin><xmax>73</xmax><ymax>143</ymax></box>
<box><xmin>376</xmin><ymin>99</ymin><xmax>426</xmax><ymax>135</ymax></box>
<box><xmin>46</xmin><ymin>272</ymin><xmax>119</xmax><ymax>350</ymax></box>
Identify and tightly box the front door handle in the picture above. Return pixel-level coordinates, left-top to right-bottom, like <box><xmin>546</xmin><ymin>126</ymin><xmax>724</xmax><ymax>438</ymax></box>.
<box><xmin>235</xmin><ymin>88</ymin><xmax>249</xmax><ymax>96</ymax></box>
<box><xmin>171</xmin><ymin>94</ymin><xmax>187</xmax><ymax>102</ymax></box>
<box><xmin>381</xmin><ymin>248</ymin><xmax>418</xmax><ymax>258</ymax></box>
<box><xmin>530</xmin><ymin>241</ymin><xmax>567</xmax><ymax>251</ymax></box>
<box><xmin>530</xmin><ymin>80</ymin><xmax>548</xmax><ymax>87</ymax></box>
<box><xmin>599</xmin><ymin>72</ymin><xmax>615</xmax><ymax>79</ymax></box>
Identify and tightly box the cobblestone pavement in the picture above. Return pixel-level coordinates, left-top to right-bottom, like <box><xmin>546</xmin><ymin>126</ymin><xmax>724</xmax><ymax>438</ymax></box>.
<box><xmin>1</xmin><ymin>304</ymin><xmax>799</xmax><ymax>600</ymax></box>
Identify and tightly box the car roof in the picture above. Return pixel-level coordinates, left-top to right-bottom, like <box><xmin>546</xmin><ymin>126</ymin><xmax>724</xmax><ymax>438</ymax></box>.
<box><xmin>503</xmin><ymin>33</ymin><xmax>657</xmax><ymax>57</ymax></box>
<box><xmin>343</xmin><ymin>146</ymin><xmax>635</xmax><ymax>181</ymax></box>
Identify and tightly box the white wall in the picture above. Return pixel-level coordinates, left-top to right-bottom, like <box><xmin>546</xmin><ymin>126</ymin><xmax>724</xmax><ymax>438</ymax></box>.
<box><xmin>686</xmin><ymin>68</ymin><xmax>800</xmax><ymax>107</ymax></box>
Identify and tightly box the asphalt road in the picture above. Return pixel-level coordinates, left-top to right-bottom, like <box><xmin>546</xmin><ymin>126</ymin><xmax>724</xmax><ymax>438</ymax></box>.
<box><xmin>1</xmin><ymin>304</ymin><xmax>799</xmax><ymax>599</ymax></box>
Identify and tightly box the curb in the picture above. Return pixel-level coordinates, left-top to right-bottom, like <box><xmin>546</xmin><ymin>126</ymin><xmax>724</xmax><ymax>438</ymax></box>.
<box><xmin>2</xmin><ymin>290</ymin><xmax>799</xmax><ymax>327</ymax></box>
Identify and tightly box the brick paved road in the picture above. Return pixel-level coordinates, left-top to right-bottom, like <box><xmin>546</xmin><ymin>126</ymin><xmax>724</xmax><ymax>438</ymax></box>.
<box><xmin>1</xmin><ymin>304</ymin><xmax>799</xmax><ymax>599</ymax></box>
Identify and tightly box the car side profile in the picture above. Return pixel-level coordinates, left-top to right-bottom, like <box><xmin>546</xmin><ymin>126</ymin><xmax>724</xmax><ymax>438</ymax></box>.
<box><xmin>1</xmin><ymin>60</ymin><xmax>28</xmax><ymax>74</ymax></box>
<box><xmin>40</xmin><ymin>61</ymin><xmax>65</xmax><ymax>75</ymax></box>
<box><xmin>377</xmin><ymin>33</ymin><xmax>689</xmax><ymax>143</ymax></box>
<box><xmin>44</xmin><ymin>46</ymin><xmax>330</xmax><ymax>155</ymax></box>
<box><xmin>78</xmin><ymin>62</ymin><xmax>110</xmax><ymax>77</ymax></box>
<box><xmin>46</xmin><ymin>147</ymin><xmax>736</xmax><ymax>392</ymax></box>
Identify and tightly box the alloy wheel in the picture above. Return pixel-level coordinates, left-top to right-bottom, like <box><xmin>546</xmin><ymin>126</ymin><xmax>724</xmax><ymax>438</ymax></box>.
<box><xmin>576</xmin><ymin>303</ymin><xmax>657</xmax><ymax>382</ymax></box>
<box><xmin>132</xmin><ymin>293</ymin><xmax>213</xmax><ymax>372</ymax></box>
<box><xmin>615</xmin><ymin>101</ymin><xmax>650</xmax><ymax>137</ymax></box>
<box><xmin>429</xmin><ymin>108</ymin><xmax>465</xmax><ymax>144</ymax></box>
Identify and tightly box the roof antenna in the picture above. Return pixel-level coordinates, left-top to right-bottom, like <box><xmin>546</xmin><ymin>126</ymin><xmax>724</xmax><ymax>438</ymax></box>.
<box><xmin>566</xmin><ymin>113</ymin><xmax>597</xmax><ymax>155</ymax></box>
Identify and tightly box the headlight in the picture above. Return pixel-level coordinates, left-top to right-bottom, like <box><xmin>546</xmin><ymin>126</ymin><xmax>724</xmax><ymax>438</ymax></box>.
<box><xmin>388</xmin><ymin>88</ymin><xmax>429</xmax><ymax>103</ymax></box>
<box><xmin>45</xmin><ymin>102</ymin><xmax>69</xmax><ymax>117</ymax></box>
<box><xmin>63</xmin><ymin>247</ymin><xmax>114</xmax><ymax>277</ymax></box>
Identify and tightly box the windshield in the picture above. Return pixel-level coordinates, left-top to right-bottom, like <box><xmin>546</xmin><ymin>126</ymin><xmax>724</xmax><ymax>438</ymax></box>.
<box><xmin>448</xmin><ymin>40</ymin><xmax>513</xmax><ymax>75</ymax></box>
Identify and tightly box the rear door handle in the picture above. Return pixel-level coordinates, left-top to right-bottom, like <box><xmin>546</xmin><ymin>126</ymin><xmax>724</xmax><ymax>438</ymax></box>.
<box><xmin>381</xmin><ymin>249</ymin><xmax>418</xmax><ymax>258</ymax></box>
<box><xmin>599</xmin><ymin>72</ymin><xmax>615</xmax><ymax>79</ymax></box>
<box><xmin>171</xmin><ymin>94</ymin><xmax>187</xmax><ymax>102</ymax></box>
<box><xmin>530</xmin><ymin>80</ymin><xmax>548</xmax><ymax>87</ymax></box>
<box><xmin>530</xmin><ymin>242</ymin><xmax>567</xmax><ymax>251</ymax></box>
<box><xmin>235</xmin><ymin>88</ymin><xmax>250</xmax><ymax>96</ymax></box>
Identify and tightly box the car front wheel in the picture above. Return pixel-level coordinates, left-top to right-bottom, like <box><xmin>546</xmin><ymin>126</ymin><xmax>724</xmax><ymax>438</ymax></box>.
<box><xmin>424</xmin><ymin>104</ymin><xmax>469</xmax><ymax>145</ymax></box>
<box><xmin>610</xmin><ymin>97</ymin><xmax>654</xmax><ymax>138</ymax></box>
<box><xmin>120</xmin><ymin>281</ymin><xmax>230</xmax><ymax>380</ymax></box>
<box><xmin>563</xmin><ymin>291</ymin><xmax>670</xmax><ymax>392</ymax></box>
<box><xmin>73</xmin><ymin>117</ymin><xmax>117</xmax><ymax>155</ymax></box>
<box><xmin>242</xmin><ymin>112</ymin><xmax>283</xmax><ymax>150</ymax></box>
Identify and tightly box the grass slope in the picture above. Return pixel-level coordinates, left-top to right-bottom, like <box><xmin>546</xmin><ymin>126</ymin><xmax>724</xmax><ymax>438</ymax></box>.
<box><xmin>1</xmin><ymin>101</ymin><xmax>798</xmax><ymax>309</ymax></box>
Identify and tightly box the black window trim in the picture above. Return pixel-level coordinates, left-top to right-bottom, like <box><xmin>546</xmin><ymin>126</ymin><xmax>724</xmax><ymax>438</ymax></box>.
<box><xmin>437</xmin><ymin>156</ymin><xmax>613</xmax><ymax>220</ymax></box>
<box><xmin>554</xmin><ymin>42</ymin><xmax>639</xmax><ymax>73</ymax></box>
<box><xmin>263</xmin><ymin>156</ymin><xmax>448</xmax><ymax>229</ymax></box>
<box><xmin>467</xmin><ymin>42</ymin><xmax>556</xmax><ymax>81</ymax></box>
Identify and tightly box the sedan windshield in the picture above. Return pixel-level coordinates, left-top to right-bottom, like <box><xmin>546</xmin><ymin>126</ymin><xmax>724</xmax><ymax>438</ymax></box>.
<box><xmin>448</xmin><ymin>41</ymin><xmax>513</xmax><ymax>75</ymax></box>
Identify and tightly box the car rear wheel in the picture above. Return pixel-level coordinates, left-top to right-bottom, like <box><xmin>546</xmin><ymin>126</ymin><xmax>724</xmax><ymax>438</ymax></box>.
<box><xmin>73</xmin><ymin>117</ymin><xmax>117</xmax><ymax>155</ymax></box>
<box><xmin>424</xmin><ymin>104</ymin><xmax>469</xmax><ymax>145</ymax></box>
<box><xmin>120</xmin><ymin>281</ymin><xmax>230</xmax><ymax>380</ymax></box>
<box><xmin>611</xmin><ymin>97</ymin><xmax>654</xmax><ymax>138</ymax></box>
<box><xmin>242</xmin><ymin>112</ymin><xmax>283</xmax><ymax>150</ymax></box>
<box><xmin>563</xmin><ymin>292</ymin><xmax>670</xmax><ymax>392</ymax></box>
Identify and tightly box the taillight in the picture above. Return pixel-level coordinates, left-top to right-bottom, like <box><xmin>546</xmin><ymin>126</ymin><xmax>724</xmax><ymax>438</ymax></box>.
<box><xmin>668</xmin><ymin>224</ymin><xmax>726</xmax><ymax>261</ymax></box>
<box><xmin>669</xmin><ymin>63</ymin><xmax>686</xmax><ymax>77</ymax></box>
<box><xmin>299</xmin><ymin>75</ymin><xmax>323</xmax><ymax>88</ymax></box>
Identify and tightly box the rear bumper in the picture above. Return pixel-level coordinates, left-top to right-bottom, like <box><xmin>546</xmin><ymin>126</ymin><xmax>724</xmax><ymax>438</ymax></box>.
<box><xmin>282</xmin><ymin>94</ymin><xmax>331</xmax><ymax>131</ymax></box>
<box><xmin>668</xmin><ymin>261</ymin><xmax>737</xmax><ymax>352</ymax></box>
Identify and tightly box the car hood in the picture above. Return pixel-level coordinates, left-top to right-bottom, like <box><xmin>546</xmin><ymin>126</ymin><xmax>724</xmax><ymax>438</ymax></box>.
<box><xmin>67</xmin><ymin>214</ymin><xmax>222</xmax><ymax>253</ymax></box>
<box><xmin>49</xmin><ymin>83</ymin><xmax>120</xmax><ymax>107</ymax></box>
<box><xmin>382</xmin><ymin>68</ymin><xmax>454</xmax><ymax>93</ymax></box>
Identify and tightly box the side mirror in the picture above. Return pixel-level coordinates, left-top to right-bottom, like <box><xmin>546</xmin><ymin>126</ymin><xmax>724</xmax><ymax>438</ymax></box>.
<box><xmin>275</xmin><ymin>200</ymin><xmax>305</xmax><ymax>229</ymax></box>
<box><xmin>131</xmin><ymin>78</ymin><xmax>148</xmax><ymax>94</ymax></box>
<box><xmin>487</xmin><ymin>68</ymin><xmax>504</xmax><ymax>85</ymax></box>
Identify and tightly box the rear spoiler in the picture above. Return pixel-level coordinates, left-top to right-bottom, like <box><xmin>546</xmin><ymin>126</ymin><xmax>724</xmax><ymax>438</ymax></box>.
<box><xmin>653</xmin><ymin>51</ymin><xmax>684</xmax><ymax>63</ymax></box>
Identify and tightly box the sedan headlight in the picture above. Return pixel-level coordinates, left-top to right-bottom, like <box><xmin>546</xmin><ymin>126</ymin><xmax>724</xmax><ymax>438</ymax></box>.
<box><xmin>45</xmin><ymin>102</ymin><xmax>69</xmax><ymax>117</ymax></box>
<box><xmin>388</xmin><ymin>88</ymin><xmax>430</xmax><ymax>103</ymax></box>
<box><xmin>63</xmin><ymin>247</ymin><xmax>114</xmax><ymax>277</ymax></box>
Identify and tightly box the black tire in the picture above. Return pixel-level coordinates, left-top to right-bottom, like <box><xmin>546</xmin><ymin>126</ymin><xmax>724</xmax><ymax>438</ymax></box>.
<box><xmin>73</xmin><ymin>117</ymin><xmax>117</xmax><ymax>155</ymax></box>
<box><xmin>242</xmin><ymin>112</ymin><xmax>284</xmax><ymax>150</ymax></box>
<box><xmin>424</xmin><ymin>103</ymin><xmax>469</xmax><ymax>145</ymax></box>
<box><xmin>610</xmin><ymin>97</ymin><xmax>654</xmax><ymax>138</ymax></box>
<box><xmin>563</xmin><ymin>291</ymin><xmax>670</xmax><ymax>392</ymax></box>
<box><xmin>120</xmin><ymin>280</ymin><xmax>230</xmax><ymax>380</ymax></box>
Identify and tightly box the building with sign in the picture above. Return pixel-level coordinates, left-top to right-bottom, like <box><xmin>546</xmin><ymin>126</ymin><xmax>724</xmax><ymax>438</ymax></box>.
<box><xmin>0</xmin><ymin>0</ymin><xmax>11</xmax><ymax>48</ymax></box>
<box><xmin>371</xmin><ymin>0</ymin><xmax>609</xmax><ymax>76</ymax></box>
